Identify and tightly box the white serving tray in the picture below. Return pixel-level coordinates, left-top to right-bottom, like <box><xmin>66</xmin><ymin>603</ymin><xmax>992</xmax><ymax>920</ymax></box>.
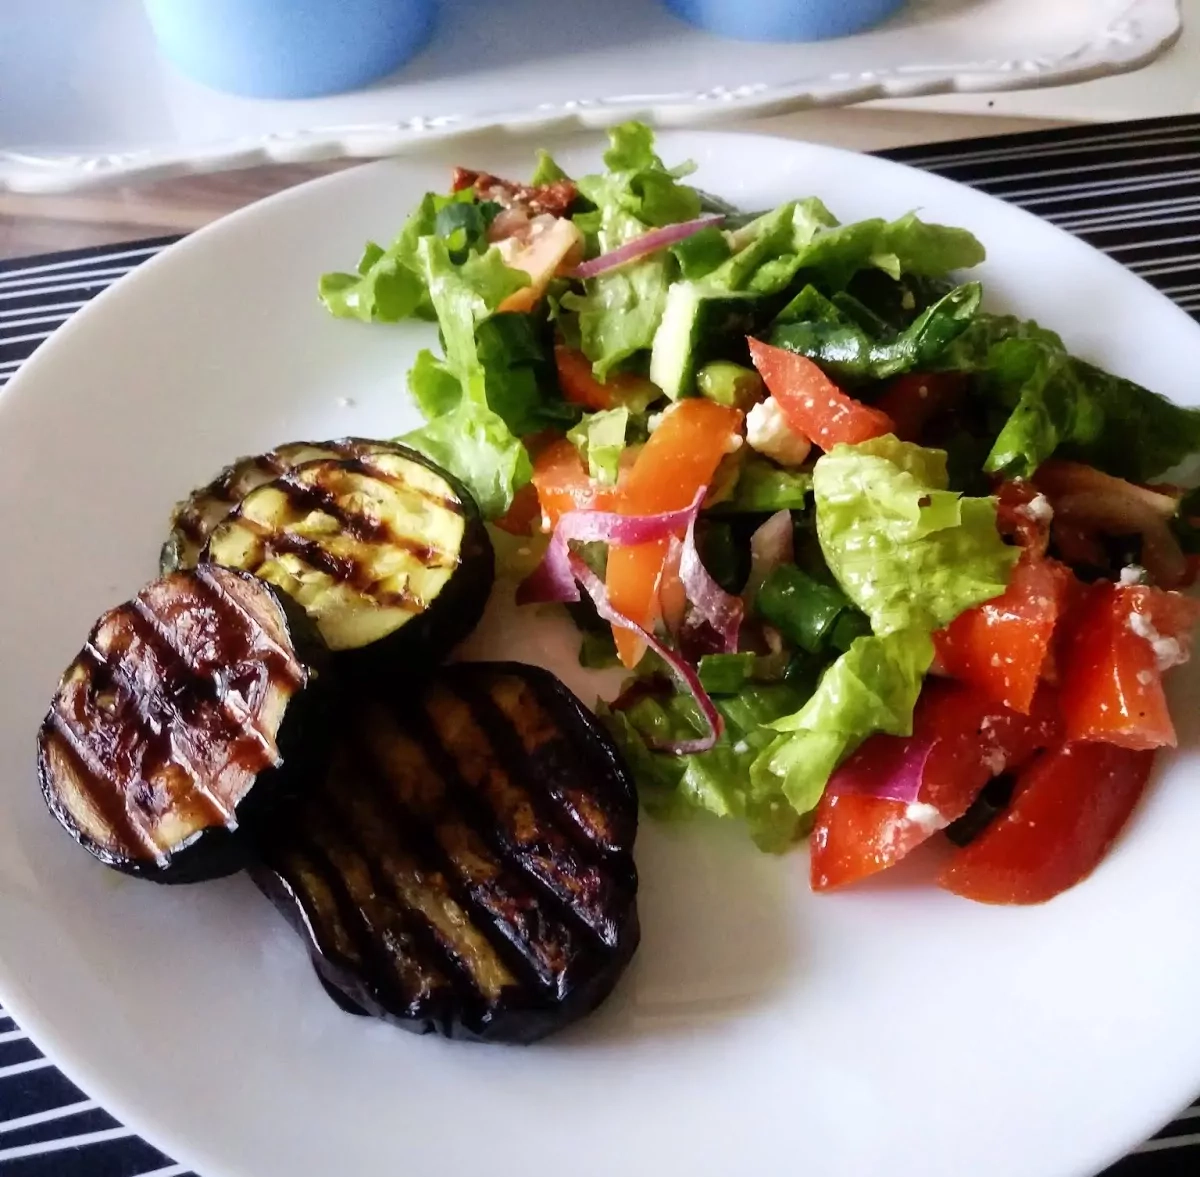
<box><xmin>0</xmin><ymin>0</ymin><xmax>1180</xmax><ymax>193</ymax></box>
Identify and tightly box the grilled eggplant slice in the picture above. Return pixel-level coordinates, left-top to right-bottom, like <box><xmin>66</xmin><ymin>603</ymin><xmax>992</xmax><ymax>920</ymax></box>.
<box><xmin>161</xmin><ymin>437</ymin><xmax>402</xmax><ymax>574</ymax></box>
<box><xmin>37</xmin><ymin>566</ymin><xmax>329</xmax><ymax>884</ymax></box>
<box><xmin>203</xmin><ymin>447</ymin><xmax>494</xmax><ymax>671</ymax></box>
<box><xmin>252</xmin><ymin>661</ymin><xmax>640</xmax><ymax>1043</ymax></box>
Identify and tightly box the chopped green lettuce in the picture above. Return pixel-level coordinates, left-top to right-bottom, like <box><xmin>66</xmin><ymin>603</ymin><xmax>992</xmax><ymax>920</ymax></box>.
<box><xmin>814</xmin><ymin>435</ymin><xmax>1017</xmax><ymax>636</ymax></box>
<box><xmin>602</xmin><ymin>681</ymin><xmax>810</xmax><ymax>852</ymax></box>
<box><xmin>749</xmin><ymin>628</ymin><xmax>934</xmax><ymax>823</ymax></box>
<box><xmin>531</xmin><ymin>149</ymin><xmax>570</xmax><ymax>185</ymax></box>
<box><xmin>769</xmin><ymin>283</ymin><xmax>982</xmax><ymax>384</ymax></box>
<box><xmin>563</xmin><ymin>123</ymin><xmax>703</xmax><ymax>379</ymax></box>
<box><xmin>739</xmin><ymin>436</ymin><xmax>1015</xmax><ymax>826</ymax></box>
<box><xmin>318</xmin><ymin>189</ymin><xmax>480</xmax><ymax>323</ymax></box>
<box><xmin>567</xmin><ymin>407</ymin><xmax>630</xmax><ymax>485</ymax></box>
<box><xmin>931</xmin><ymin>311</ymin><xmax>1200</xmax><ymax>481</ymax></box>
<box><xmin>399</xmin><ymin>239</ymin><xmax>535</xmax><ymax>517</ymax></box>
<box><xmin>982</xmin><ymin>336</ymin><xmax>1200</xmax><ymax>481</ymax></box>
<box><xmin>703</xmin><ymin>205</ymin><xmax>984</xmax><ymax>298</ymax></box>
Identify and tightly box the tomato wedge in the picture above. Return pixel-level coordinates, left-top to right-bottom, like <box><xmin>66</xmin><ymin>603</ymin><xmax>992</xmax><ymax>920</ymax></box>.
<box><xmin>554</xmin><ymin>345</ymin><xmax>659</xmax><ymax>412</ymax></box>
<box><xmin>810</xmin><ymin>681</ymin><xmax>1061</xmax><ymax>892</ymax></box>
<box><xmin>606</xmin><ymin>399</ymin><xmax>742</xmax><ymax>667</ymax></box>
<box><xmin>746</xmin><ymin>338</ymin><xmax>895</xmax><ymax>451</ymax></box>
<box><xmin>1058</xmin><ymin>581</ymin><xmax>1200</xmax><ymax>749</ymax></box>
<box><xmin>933</xmin><ymin>556</ymin><xmax>1073</xmax><ymax>714</ymax></box>
<box><xmin>873</xmin><ymin>372</ymin><xmax>966</xmax><ymax>444</ymax></box>
<box><xmin>938</xmin><ymin>741</ymin><xmax>1155</xmax><ymax>904</ymax></box>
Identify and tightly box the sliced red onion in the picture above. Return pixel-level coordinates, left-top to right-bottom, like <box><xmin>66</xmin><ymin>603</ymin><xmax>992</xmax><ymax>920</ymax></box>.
<box><xmin>827</xmin><ymin>735</ymin><xmax>938</xmax><ymax>805</ymax></box>
<box><xmin>516</xmin><ymin>489</ymin><xmax>707</xmax><ymax>607</ymax></box>
<box><xmin>569</xmin><ymin>555</ymin><xmax>722</xmax><ymax>755</ymax></box>
<box><xmin>679</xmin><ymin>512</ymin><xmax>743</xmax><ymax>653</ymax></box>
<box><xmin>744</xmin><ymin>509</ymin><xmax>794</xmax><ymax>607</ymax></box>
<box><xmin>572</xmin><ymin>214</ymin><xmax>724</xmax><ymax>280</ymax></box>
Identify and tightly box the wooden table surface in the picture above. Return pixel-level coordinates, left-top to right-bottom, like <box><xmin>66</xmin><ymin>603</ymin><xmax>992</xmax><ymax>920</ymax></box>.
<box><xmin>0</xmin><ymin>108</ymin><xmax>1068</xmax><ymax>260</ymax></box>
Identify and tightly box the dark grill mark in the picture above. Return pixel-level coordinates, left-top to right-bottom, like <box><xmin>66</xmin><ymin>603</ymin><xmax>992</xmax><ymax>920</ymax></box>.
<box><xmin>38</xmin><ymin>568</ymin><xmax>304</xmax><ymax>863</ymax></box>
<box><xmin>167</xmin><ymin>439</ymin><xmax>402</xmax><ymax>562</ymax></box>
<box><xmin>231</xmin><ymin>508</ymin><xmax>428</xmax><ymax>613</ymax></box>
<box><xmin>315</xmin><ymin>755</ymin><xmax>507</xmax><ymax>1005</ymax></box>
<box><xmin>273</xmin><ymin>472</ymin><xmax>393</xmax><ymax>545</ymax></box>
<box><xmin>345</xmin><ymin>456</ymin><xmax>466</xmax><ymax>517</ymax></box>
<box><xmin>417</xmin><ymin>683</ymin><xmax>620</xmax><ymax>945</ymax></box>
<box><xmin>347</xmin><ymin>719</ymin><xmax>577</xmax><ymax>993</ymax></box>
<box><xmin>43</xmin><ymin>709</ymin><xmax>163</xmax><ymax>862</ymax></box>
<box><xmin>254</xmin><ymin>663</ymin><xmax>639</xmax><ymax>1042</ymax></box>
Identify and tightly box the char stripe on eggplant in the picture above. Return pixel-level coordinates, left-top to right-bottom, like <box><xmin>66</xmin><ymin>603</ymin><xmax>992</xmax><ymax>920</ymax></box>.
<box><xmin>252</xmin><ymin>662</ymin><xmax>640</xmax><ymax>1043</ymax></box>
<box><xmin>37</xmin><ymin>566</ymin><xmax>329</xmax><ymax>883</ymax></box>
<box><xmin>203</xmin><ymin>447</ymin><xmax>493</xmax><ymax>663</ymax></box>
<box><xmin>163</xmin><ymin>438</ymin><xmax>407</xmax><ymax>573</ymax></box>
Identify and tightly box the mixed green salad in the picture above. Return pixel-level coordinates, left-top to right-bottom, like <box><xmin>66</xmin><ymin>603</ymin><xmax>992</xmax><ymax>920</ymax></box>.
<box><xmin>319</xmin><ymin>122</ymin><xmax>1200</xmax><ymax>904</ymax></box>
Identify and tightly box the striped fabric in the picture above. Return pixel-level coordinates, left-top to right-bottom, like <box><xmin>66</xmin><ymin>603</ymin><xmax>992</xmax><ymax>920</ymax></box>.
<box><xmin>3</xmin><ymin>114</ymin><xmax>1200</xmax><ymax>1175</ymax></box>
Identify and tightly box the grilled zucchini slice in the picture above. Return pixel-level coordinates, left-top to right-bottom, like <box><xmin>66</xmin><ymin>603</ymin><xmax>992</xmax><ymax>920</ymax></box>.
<box><xmin>37</xmin><ymin>566</ymin><xmax>329</xmax><ymax>884</ymax></box>
<box><xmin>203</xmin><ymin>447</ymin><xmax>494</xmax><ymax>669</ymax></box>
<box><xmin>252</xmin><ymin>661</ymin><xmax>640</xmax><ymax>1043</ymax></box>
<box><xmin>161</xmin><ymin>438</ymin><xmax>402</xmax><ymax>574</ymax></box>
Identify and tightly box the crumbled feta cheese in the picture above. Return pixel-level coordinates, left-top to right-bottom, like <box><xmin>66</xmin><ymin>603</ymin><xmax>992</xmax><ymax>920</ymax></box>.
<box><xmin>723</xmin><ymin>432</ymin><xmax>743</xmax><ymax>455</ymax></box>
<box><xmin>1119</xmin><ymin>564</ymin><xmax>1148</xmax><ymax>586</ymax></box>
<box><xmin>745</xmin><ymin>396</ymin><xmax>812</xmax><ymax>467</ymax></box>
<box><xmin>733</xmin><ymin>740</ymin><xmax>750</xmax><ymax>755</ymax></box>
<box><xmin>1137</xmin><ymin>668</ymin><xmax>1155</xmax><ymax>685</ymax></box>
<box><xmin>1129</xmin><ymin>609</ymin><xmax>1187</xmax><ymax>671</ymax></box>
<box><xmin>1016</xmin><ymin>493</ymin><xmax>1053</xmax><ymax>523</ymax></box>
<box><xmin>904</xmin><ymin>802</ymin><xmax>945</xmax><ymax>834</ymax></box>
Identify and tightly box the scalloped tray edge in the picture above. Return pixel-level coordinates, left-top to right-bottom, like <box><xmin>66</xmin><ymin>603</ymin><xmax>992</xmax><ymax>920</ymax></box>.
<box><xmin>0</xmin><ymin>0</ymin><xmax>1180</xmax><ymax>194</ymax></box>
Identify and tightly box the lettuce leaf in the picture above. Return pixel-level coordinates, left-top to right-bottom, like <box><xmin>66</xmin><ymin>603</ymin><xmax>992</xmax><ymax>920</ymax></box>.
<box><xmin>932</xmin><ymin>312</ymin><xmax>1200</xmax><ymax>481</ymax></box>
<box><xmin>399</xmin><ymin>239</ymin><xmax>534</xmax><ymax>517</ymax></box>
<box><xmin>531</xmin><ymin>149</ymin><xmax>569</xmax><ymax>185</ymax></box>
<box><xmin>567</xmin><ymin>407</ymin><xmax>630</xmax><ymax>485</ymax></box>
<box><xmin>814</xmin><ymin>435</ymin><xmax>1017</xmax><ymax>637</ymax></box>
<box><xmin>601</xmin><ymin>681</ymin><xmax>810</xmax><ymax>852</ymax></box>
<box><xmin>318</xmin><ymin>189</ymin><xmax>479</xmax><ymax>324</ymax></box>
<box><xmin>704</xmin><ymin>206</ymin><xmax>984</xmax><ymax>299</ymax></box>
<box><xmin>981</xmin><ymin>336</ymin><xmax>1200</xmax><ymax>481</ymax></box>
<box><xmin>749</xmin><ymin>629</ymin><xmax>934</xmax><ymax>822</ymax></box>
<box><xmin>768</xmin><ymin>283</ymin><xmax>982</xmax><ymax>384</ymax></box>
<box><xmin>563</xmin><ymin>122</ymin><xmax>703</xmax><ymax>379</ymax></box>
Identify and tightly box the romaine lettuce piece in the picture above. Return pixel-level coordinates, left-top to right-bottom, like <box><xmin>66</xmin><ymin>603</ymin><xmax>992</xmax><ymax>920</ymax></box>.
<box><xmin>749</xmin><ymin>628</ymin><xmax>934</xmax><ymax>822</ymax></box>
<box><xmin>814</xmin><ymin>435</ymin><xmax>1017</xmax><ymax>636</ymax></box>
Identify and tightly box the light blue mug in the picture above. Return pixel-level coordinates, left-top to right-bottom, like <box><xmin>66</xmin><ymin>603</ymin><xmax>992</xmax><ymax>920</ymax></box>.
<box><xmin>143</xmin><ymin>0</ymin><xmax>436</xmax><ymax>99</ymax></box>
<box><xmin>664</xmin><ymin>0</ymin><xmax>907</xmax><ymax>41</ymax></box>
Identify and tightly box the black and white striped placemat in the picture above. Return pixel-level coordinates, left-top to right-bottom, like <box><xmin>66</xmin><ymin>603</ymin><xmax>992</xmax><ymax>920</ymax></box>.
<box><xmin>4</xmin><ymin>115</ymin><xmax>1200</xmax><ymax>1176</ymax></box>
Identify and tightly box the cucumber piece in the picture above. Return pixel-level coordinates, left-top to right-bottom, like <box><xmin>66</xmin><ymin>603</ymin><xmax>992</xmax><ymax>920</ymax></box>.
<box><xmin>649</xmin><ymin>282</ymin><xmax>761</xmax><ymax>400</ymax></box>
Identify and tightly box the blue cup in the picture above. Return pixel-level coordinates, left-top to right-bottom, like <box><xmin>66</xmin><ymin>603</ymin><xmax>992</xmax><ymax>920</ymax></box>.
<box><xmin>664</xmin><ymin>0</ymin><xmax>906</xmax><ymax>41</ymax></box>
<box><xmin>143</xmin><ymin>0</ymin><xmax>436</xmax><ymax>99</ymax></box>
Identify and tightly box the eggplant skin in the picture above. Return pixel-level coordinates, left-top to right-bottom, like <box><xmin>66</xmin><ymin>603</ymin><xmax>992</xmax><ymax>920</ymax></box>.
<box><xmin>251</xmin><ymin>661</ymin><xmax>640</xmax><ymax>1044</ymax></box>
<box><xmin>202</xmin><ymin>445</ymin><xmax>495</xmax><ymax>678</ymax></box>
<box><xmin>37</xmin><ymin>567</ymin><xmax>333</xmax><ymax>885</ymax></box>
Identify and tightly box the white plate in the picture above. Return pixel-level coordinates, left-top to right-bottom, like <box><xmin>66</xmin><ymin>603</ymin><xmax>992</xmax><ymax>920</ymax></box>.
<box><xmin>0</xmin><ymin>0</ymin><xmax>1180</xmax><ymax>193</ymax></box>
<box><xmin>2</xmin><ymin>129</ymin><xmax>1200</xmax><ymax>1177</ymax></box>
